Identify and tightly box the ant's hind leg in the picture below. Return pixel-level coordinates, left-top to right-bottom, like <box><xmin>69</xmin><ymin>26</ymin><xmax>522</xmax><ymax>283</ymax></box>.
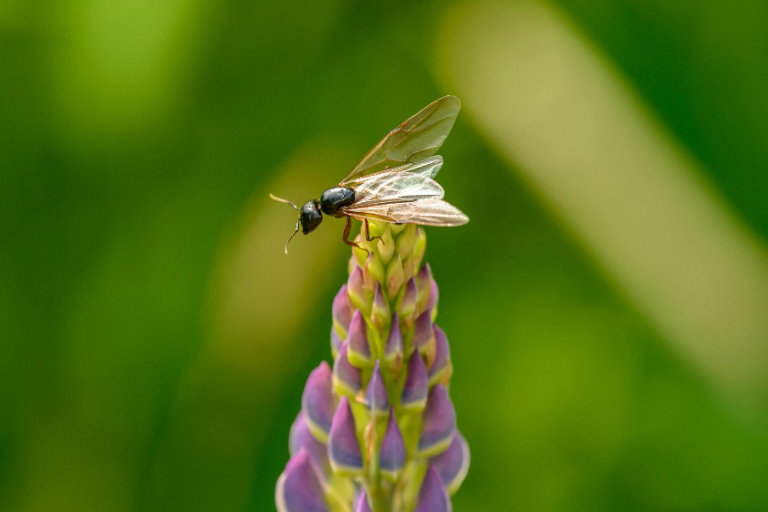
<box><xmin>364</xmin><ymin>219</ymin><xmax>383</xmax><ymax>243</ymax></box>
<box><xmin>343</xmin><ymin>216</ymin><xmax>368</xmax><ymax>255</ymax></box>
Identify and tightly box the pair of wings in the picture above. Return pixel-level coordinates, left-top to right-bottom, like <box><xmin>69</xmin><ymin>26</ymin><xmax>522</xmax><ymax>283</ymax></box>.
<box><xmin>338</xmin><ymin>96</ymin><xmax>469</xmax><ymax>227</ymax></box>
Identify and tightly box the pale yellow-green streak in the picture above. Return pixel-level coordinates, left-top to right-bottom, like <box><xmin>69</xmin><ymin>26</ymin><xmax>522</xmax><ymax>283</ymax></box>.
<box><xmin>147</xmin><ymin>141</ymin><xmax>349</xmax><ymax>512</ymax></box>
<box><xmin>435</xmin><ymin>0</ymin><xmax>768</xmax><ymax>397</ymax></box>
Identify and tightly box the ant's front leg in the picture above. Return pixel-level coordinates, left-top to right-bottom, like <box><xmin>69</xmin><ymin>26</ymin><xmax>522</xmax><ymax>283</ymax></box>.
<box><xmin>364</xmin><ymin>219</ymin><xmax>383</xmax><ymax>244</ymax></box>
<box><xmin>342</xmin><ymin>216</ymin><xmax>368</xmax><ymax>255</ymax></box>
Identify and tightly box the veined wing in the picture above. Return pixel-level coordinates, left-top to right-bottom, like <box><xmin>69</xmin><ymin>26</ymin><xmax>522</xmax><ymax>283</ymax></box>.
<box><xmin>340</xmin><ymin>96</ymin><xmax>460</xmax><ymax>185</ymax></box>
<box><xmin>345</xmin><ymin>199</ymin><xmax>469</xmax><ymax>227</ymax></box>
<box><xmin>346</xmin><ymin>170</ymin><xmax>445</xmax><ymax>209</ymax></box>
<box><xmin>344</xmin><ymin>156</ymin><xmax>443</xmax><ymax>187</ymax></box>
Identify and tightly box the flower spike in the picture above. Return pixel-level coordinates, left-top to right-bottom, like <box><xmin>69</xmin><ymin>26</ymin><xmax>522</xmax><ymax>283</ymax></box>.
<box><xmin>277</xmin><ymin>217</ymin><xmax>469</xmax><ymax>512</ymax></box>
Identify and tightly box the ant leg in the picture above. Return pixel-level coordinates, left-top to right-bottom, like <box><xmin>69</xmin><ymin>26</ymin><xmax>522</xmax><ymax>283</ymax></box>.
<box><xmin>343</xmin><ymin>216</ymin><xmax>368</xmax><ymax>255</ymax></box>
<box><xmin>364</xmin><ymin>219</ymin><xmax>383</xmax><ymax>243</ymax></box>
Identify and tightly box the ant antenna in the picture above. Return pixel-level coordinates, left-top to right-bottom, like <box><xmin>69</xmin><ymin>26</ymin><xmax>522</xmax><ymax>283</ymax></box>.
<box><xmin>270</xmin><ymin>193</ymin><xmax>301</xmax><ymax>254</ymax></box>
<box><xmin>269</xmin><ymin>193</ymin><xmax>300</xmax><ymax>211</ymax></box>
<box><xmin>284</xmin><ymin>220</ymin><xmax>300</xmax><ymax>254</ymax></box>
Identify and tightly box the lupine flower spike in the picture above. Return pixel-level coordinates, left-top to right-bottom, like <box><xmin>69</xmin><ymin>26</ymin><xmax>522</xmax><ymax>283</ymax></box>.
<box><xmin>276</xmin><ymin>221</ymin><xmax>469</xmax><ymax>512</ymax></box>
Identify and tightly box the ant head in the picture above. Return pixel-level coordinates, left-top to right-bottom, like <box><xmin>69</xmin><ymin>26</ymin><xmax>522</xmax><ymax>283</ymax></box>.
<box><xmin>269</xmin><ymin>194</ymin><xmax>324</xmax><ymax>254</ymax></box>
<box><xmin>299</xmin><ymin>200</ymin><xmax>323</xmax><ymax>234</ymax></box>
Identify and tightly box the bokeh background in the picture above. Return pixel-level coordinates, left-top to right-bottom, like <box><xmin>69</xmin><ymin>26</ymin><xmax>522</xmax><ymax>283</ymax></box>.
<box><xmin>3</xmin><ymin>0</ymin><xmax>768</xmax><ymax>511</ymax></box>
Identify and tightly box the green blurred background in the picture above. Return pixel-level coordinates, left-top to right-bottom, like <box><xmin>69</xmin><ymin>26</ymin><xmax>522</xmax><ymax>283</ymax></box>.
<box><xmin>3</xmin><ymin>0</ymin><xmax>768</xmax><ymax>511</ymax></box>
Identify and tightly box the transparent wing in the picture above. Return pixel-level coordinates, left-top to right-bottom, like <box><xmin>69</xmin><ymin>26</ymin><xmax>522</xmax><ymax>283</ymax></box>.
<box><xmin>345</xmin><ymin>199</ymin><xmax>469</xmax><ymax>227</ymax></box>
<box><xmin>344</xmin><ymin>156</ymin><xmax>443</xmax><ymax>188</ymax></box>
<box><xmin>340</xmin><ymin>96</ymin><xmax>461</xmax><ymax>185</ymax></box>
<box><xmin>346</xmin><ymin>170</ymin><xmax>445</xmax><ymax>208</ymax></box>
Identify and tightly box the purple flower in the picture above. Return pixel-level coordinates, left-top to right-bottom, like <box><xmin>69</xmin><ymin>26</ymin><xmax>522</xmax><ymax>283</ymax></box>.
<box><xmin>365</xmin><ymin>360</ymin><xmax>389</xmax><ymax>416</ymax></box>
<box><xmin>301</xmin><ymin>362</ymin><xmax>335</xmax><ymax>443</ymax></box>
<box><xmin>428</xmin><ymin>326</ymin><xmax>451</xmax><ymax>386</ymax></box>
<box><xmin>379</xmin><ymin>407</ymin><xmax>406</xmax><ymax>481</ymax></box>
<box><xmin>413</xmin><ymin>309</ymin><xmax>434</xmax><ymax>353</ymax></box>
<box><xmin>289</xmin><ymin>412</ymin><xmax>330</xmax><ymax>478</ymax></box>
<box><xmin>384</xmin><ymin>312</ymin><xmax>403</xmax><ymax>365</ymax></box>
<box><xmin>333</xmin><ymin>341</ymin><xmax>362</xmax><ymax>398</ymax></box>
<box><xmin>355</xmin><ymin>491</ymin><xmax>372</xmax><ymax>512</ymax></box>
<box><xmin>328</xmin><ymin>396</ymin><xmax>364</xmax><ymax>476</ymax></box>
<box><xmin>431</xmin><ymin>431</ymin><xmax>470</xmax><ymax>495</ymax></box>
<box><xmin>275</xmin><ymin>449</ymin><xmax>328</xmax><ymax>512</ymax></box>
<box><xmin>277</xmin><ymin>219</ymin><xmax>470</xmax><ymax>512</ymax></box>
<box><xmin>347</xmin><ymin>265</ymin><xmax>369</xmax><ymax>314</ymax></box>
<box><xmin>347</xmin><ymin>309</ymin><xmax>372</xmax><ymax>368</ymax></box>
<box><xmin>332</xmin><ymin>284</ymin><xmax>354</xmax><ymax>339</ymax></box>
<box><xmin>418</xmin><ymin>384</ymin><xmax>456</xmax><ymax>457</ymax></box>
<box><xmin>402</xmin><ymin>352</ymin><xmax>429</xmax><ymax>411</ymax></box>
<box><xmin>414</xmin><ymin>464</ymin><xmax>452</xmax><ymax>512</ymax></box>
<box><xmin>371</xmin><ymin>283</ymin><xmax>389</xmax><ymax>331</ymax></box>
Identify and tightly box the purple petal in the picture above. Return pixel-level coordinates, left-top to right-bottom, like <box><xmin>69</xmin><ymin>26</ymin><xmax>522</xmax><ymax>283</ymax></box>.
<box><xmin>330</xmin><ymin>326</ymin><xmax>343</xmax><ymax>359</ymax></box>
<box><xmin>365</xmin><ymin>360</ymin><xmax>389</xmax><ymax>415</ymax></box>
<box><xmin>413</xmin><ymin>310</ymin><xmax>434</xmax><ymax>352</ymax></box>
<box><xmin>347</xmin><ymin>310</ymin><xmax>372</xmax><ymax>367</ymax></box>
<box><xmin>379</xmin><ymin>407</ymin><xmax>405</xmax><ymax>480</ymax></box>
<box><xmin>332</xmin><ymin>284</ymin><xmax>353</xmax><ymax>338</ymax></box>
<box><xmin>275</xmin><ymin>449</ymin><xmax>328</xmax><ymax>512</ymax></box>
<box><xmin>301</xmin><ymin>361</ymin><xmax>335</xmax><ymax>442</ymax></box>
<box><xmin>333</xmin><ymin>341</ymin><xmax>362</xmax><ymax>397</ymax></box>
<box><xmin>398</xmin><ymin>278</ymin><xmax>417</xmax><ymax>319</ymax></box>
<box><xmin>418</xmin><ymin>384</ymin><xmax>456</xmax><ymax>457</ymax></box>
<box><xmin>328</xmin><ymin>396</ymin><xmax>364</xmax><ymax>475</ymax></box>
<box><xmin>416</xmin><ymin>263</ymin><xmax>433</xmax><ymax>295</ymax></box>
<box><xmin>384</xmin><ymin>312</ymin><xmax>403</xmax><ymax>362</ymax></box>
<box><xmin>414</xmin><ymin>464</ymin><xmax>452</xmax><ymax>512</ymax></box>
<box><xmin>401</xmin><ymin>353</ymin><xmax>428</xmax><ymax>411</ymax></box>
<box><xmin>348</xmin><ymin>266</ymin><xmax>368</xmax><ymax>313</ymax></box>
<box><xmin>371</xmin><ymin>283</ymin><xmax>389</xmax><ymax>330</ymax></box>
<box><xmin>426</xmin><ymin>279</ymin><xmax>439</xmax><ymax>313</ymax></box>
<box><xmin>428</xmin><ymin>326</ymin><xmax>451</xmax><ymax>386</ymax></box>
<box><xmin>355</xmin><ymin>490</ymin><xmax>372</xmax><ymax>512</ymax></box>
<box><xmin>431</xmin><ymin>431</ymin><xmax>470</xmax><ymax>495</ymax></box>
<box><xmin>289</xmin><ymin>412</ymin><xmax>330</xmax><ymax>477</ymax></box>
<box><xmin>415</xmin><ymin>264</ymin><xmax>432</xmax><ymax>314</ymax></box>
